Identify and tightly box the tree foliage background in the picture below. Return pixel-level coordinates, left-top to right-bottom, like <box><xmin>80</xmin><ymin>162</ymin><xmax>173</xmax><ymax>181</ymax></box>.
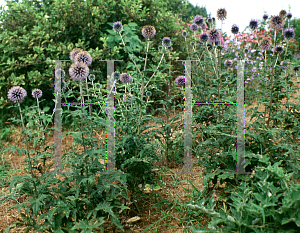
<box><xmin>0</xmin><ymin>0</ymin><xmax>207</xmax><ymax>128</ymax></box>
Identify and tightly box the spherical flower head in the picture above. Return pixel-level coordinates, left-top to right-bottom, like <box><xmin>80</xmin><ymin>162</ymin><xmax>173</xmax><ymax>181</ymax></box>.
<box><xmin>182</xmin><ymin>30</ymin><xmax>187</xmax><ymax>37</ymax></box>
<box><xmin>113</xmin><ymin>21</ymin><xmax>123</xmax><ymax>33</ymax></box>
<box><xmin>279</xmin><ymin>10</ymin><xmax>287</xmax><ymax>18</ymax></box>
<box><xmin>275</xmin><ymin>45</ymin><xmax>284</xmax><ymax>54</ymax></box>
<box><xmin>224</xmin><ymin>60</ymin><xmax>233</xmax><ymax>67</ymax></box>
<box><xmin>7</xmin><ymin>86</ymin><xmax>27</xmax><ymax>103</ymax></box>
<box><xmin>217</xmin><ymin>8</ymin><xmax>227</xmax><ymax>21</ymax></box>
<box><xmin>70</xmin><ymin>48</ymin><xmax>83</xmax><ymax>62</ymax></box>
<box><xmin>287</xmin><ymin>13</ymin><xmax>292</xmax><ymax>19</ymax></box>
<box><xmin>244</xmin><ymin>48</ymin><xmax>249</xmax><ymax>53</ymax></box>
<box><xmin>175</xmin><ymin>76</ymin><xmax>185</xmax><ymax>86</ymax></box>
<box><xmin>263</xmin><ymin>14</ymin><xmax>269</xmax><ymax>20</ymax></box>
<box><xmin>190</xmin><ymin>42</ymin><xmax>195</xmax><ymax>47</ymax></box>
<box><xmin>74</xmin><ymin>51</ymin><xmax>93</xmax><ymax>66</ymax></box>
<box><xmin>141</xmin><ymin>25</ymin><xmax>156</xmax><ymax>39</ymax></box>
<box><xmin>162</xmin><ymin>37</ymin><xmax>171</xmax><ymax>47</ymax></box>
<box><xmin>123</xmin><ymin>93</ymin><xmax>133</xmax><ymax>102</ymax></box>
<box><xmin>193</xmin><ymin>15</ymin><xmax>204</xmax><ymax>26</ymax></box>
<box><xmin>208</xmin><ymin>29</ymin><xmax>221</xmax><ymax>43</ymax></box>
<box><xmin>284</xmin><ymin>27</ymin><xmax>295</xmax><ymax>40</ymax></box>
<box><xmin>95</xmin><ymin>83</ymin><xmax>101</xmax><ymax>89</ymax></box>
<box><xmin>249</xmin><ymin>19</ymin><xmax>259</xmax><ymax>30</ymax></box>
<box><xmin>112</xmin><ymin>71</ymin><xmax>121</xmax><ymax>82</ymax></box>
<box><xmin>293</xmin><ymin>65</ymin><xmax>300</xmax><ymax>73</ymax></box>
<box><xmin>260</xmin><ymin>38</ymin><xmax>272</xmax><ymax>51</ymax></box>
<box><xmin>120</xmin><ymin>73</ymin><xmax>132</xmax><ymax>83</ymax></box>
<box><xmin>201</xmin><ymin>23</ymin><xmax>208</xmax><ymax>30</ymax></box>
<box><xmin>69</xmin><ymin>62</ymin><xmax>89</xmax><ymax>81</ymax></box>
<box><xmin>231</xmin><ymin>24</ymin><xmax>239</xmax><ymax>34</ymax></box>
<box><xmin>55</xmin><ymin>69</ymin><xmax>66</xmax><ymax>78</ymax></box>
<box><xmin>32</xmin><ymin>88</ymin><xmax>42</xmax><ymax>99</ymax></box>
<box><xmin>269</xmin><ymin>15</ymin><xmax>285</xmax><ymax>30</ymax></box>
<box><xmin>212</xmin><ymin>17</ymin><xmax>216</xmax><ymax>22</ymax></box>
<box><xmin>190</xmin><ymin>23</ymin><xmax>198</xmax><ymax>32</ymax></box>
<box><xmin>88</xmin><ymin>74</ymin><xmax>95</xmax><ymax>81</ymax></box>
<box><xmin>146</xmin><ymin>91</ymin><xmax>152</xmax><ymax>97</ymax></box>
<box><xmin>207</xmin><ymin>18</ymin><xmax>213</xmax><ymax>24</ymax></box>
<box><xmin>158</xmin><ymin>46</ymin><xmax>164</xmax><ymax>52</ymax></box>
<box><xmin>199</xmin><ymin>32</ymin><xmax>209</xmax><ymax>42</ymax></box>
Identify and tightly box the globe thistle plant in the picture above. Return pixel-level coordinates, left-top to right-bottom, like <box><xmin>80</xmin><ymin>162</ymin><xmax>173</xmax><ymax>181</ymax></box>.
<box><xmin>182</xmin><ymin>30</ymin><xmax>187</xmax><ymax>37</ymax></box>
<box><xmin>212</xmin><ymin>17</ymin><xmax>216</xmax><ymax>22</ymax></box>
<box><xmin>190</xmin><ymin>42</ymin><xmax>195</xmax><ymax>47</ymax></box>
<box><xmin>7</xmin><ymin>86</ymin><xmax>27</xmax><ymax>103</ymax></box>
<box><xmin>193</xmin><ymin>15</ymin><xmax>204</xmax><ymax>26</ymax></box>
<box><xmin>269</xmin><ymin>15</ymin><xmax>285</xmax><ymax>30</ymax></box>
<box><xmin>120</xmin><ymin>73</ymin><xmax>132</xmax><ymax>83</ymax></box>
<box><xmin>224</xmin><ymin>60</ymin><xmax>233</xmax><ymax>67</ymax></box>
<box><xmin>206</xmin><ymin>43</ymin><xmax>214</xmax><ymax>51</ymax></box>
<box><xmin>74</xmin><ymin>51</ymin><xmax>93</xmax><ymax>66</ymax></box>
<box><xmin>260</xmin><ymin>38</ymin><xmax>272</xmax><ymax>51</ymax></box>
<box><xmin>249</xmin><ymin>19</ymin><xmax>259</xmax><ymax>30</ymax></box>
<box><xmin>207</xmin><ymin>18</ymin><xmax>213</xmax><ymax>24</ymax></box>
<box><xmin>201</xmin><ymin>23</ymin><xmax>208</xmax><ymax>30</ymax></box>
<box><xmin>175</xmin><ymin>76</ymin><xmax>185</xmax><ymax>86</ymax></box>
<box><xmin>231</xmin><ymin>24</ymin><xmax>239</xmax><ymax>34</ymax></box>
<box><xmin>190</xmin><ymin>23</ymin><xmax>198</xmax><ymax>31</ymax></box>
<box><xmin>162</xmin><ymin>37</ymin><xmax>171</xmax><ymax>47</ymax></box>
<box><xmin>274</xmin><ymin>45</ymin><xmax>284</xmax><ymax>54</ymax></box>
<box><xmin>287</xmin><ymin>13</ymin><xmax>292</xmax><ymax>19</ymax></box>
<box><xmin>208</xmin><ymin>29</ymin><xmax>221</xmax><ymax>44</ymax></box>
<box><xmin>244</xmin><ymin>48</ymin><xmax>249</xmax><ymax>54</ymax></box>
<box><xmin>113</xmin><ymin>21</ymin><xmax>123</xmax><ymax>33</ymax></box>
<box><xmin>284</xmin><ymin>28</ymin><xmax>295</xmax><ymax>40</ymax></box>
<box><xmin>141</xmin><ymin>25</ymin><xmax>156</xmax><ymax>39</ymax></box>
<box><xmin>112</xmin><ymin>71</ymin><xmax>121</xmax><ymax>82</ymax></box>
<box><xmin>263</xmin><ymin>14</ymin><xmax>269</xmax><ymax>20</ymax></box>
<box><xmin>69</xmin><ymin>62</ymin><xmax>89</xmax><ymax>81</ymax></box>
<box><xmin>167</xmin><ymin>46</ymin><xmax>173</xmax><ymax>51</ymax></box>
<box><xmin>88</xmin><ymin>74</ymin><xmax>95</xmax><ymax>82</ymax></box>
<box><xmin>217</xmin><ymin>8</ymin><xmax>227</xmax><ymax>21</ymax></box>
<box><xmin>32</xmin><ymin>88</ymin><xmax>43</xmax><ymax>99</ymax></box>
<box><xmin>279</xmin><ymin>10</ymin><xmax>287</xmax><ymax>18</ymax></box>
<box><xmin>199</xmin><ymin>32</ymin><xmax>209</xmax><ymax>42</ymax></box>
<box><xmin>70</xmin><ymin>48</ymin><xmax>84</xmax><ymax>62</ymax></box>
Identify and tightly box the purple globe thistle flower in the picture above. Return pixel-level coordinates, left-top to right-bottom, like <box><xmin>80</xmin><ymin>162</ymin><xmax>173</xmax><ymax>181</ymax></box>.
<box><xmin>284</xmin><ymin>28</ymin><xmax>295</xmax><ymax>40</ymax></box>
<box><xmin>32</xmin><ymin>88</ymin><xmax>42</xmax><ymax>99</ymax></box>
<box><xmin>249</xmin><ymin>19</ymin><xmax>259</xmax><ymax>30</ymax></box>
<box><xmin>287</xmin><ymin>13</ymin><xmax>292</xmax><ymax>19</ymax></box>
<box><xmin>199</xmin><ymin>32</ymin><xmax>209</xmax><ymax>42</ymax></box>
<box><xmin>74</xmin><ymin>51</ymin><xmax>93</xmax><ymax>66</ymax></box>
<box><xmin>208</xmin><ymin>29</ymin><xmax>221</xmax><ymax>43</ymax></box>
<box><xmin>175</xmin><ymin>76</ymin><xmax>185</xmax><ymax>86</ymax></box>
<box><xmin>162</xmin><ymin>37</ymin><xmax>171</xmax><ymax>47</ymax></box>
<box><xmin>141</xmin><ymin>25</ymin><xmax>156</xmax><ymax>39</ymax></box>
<box><xmin>70</xmin><ymin>48</ymin><xmax>83</xmax><ymax>62</ymax></box>
<box><xmin>279</xmin><ymin>10</ymin><xmax>287</xmax><ymax>18</ymax></box>
<box><xmin>217</xmin><ymin>8</ymin><xmax>227</xmax><ymax>21</ymax></box>
<box><xmin>260</xmin><ymin>38</ymin><xmax>272</xmax><ymax>51</ymax></box>
<box><xmin>224</xmin><ymin>60</ymin><xmax>233</xmax><ymax>67</ymax></box>
<box><xmin>182</xmin><ymin>30</ymin><xmax>187</xmax><ymax>37</ymax></box>
<box><xmin>201</xmin><ymin>23</ymin><xmax>208</xmax><ymax>30</ymax></box>
<box><xmin>123</xmin><ymin>93</ymin><xmax>133</xmax><ymax>102</ymax></box>
<box><xmin>269</xmin><ymin>15</ymin><xmax>285</xmax><ymax>30</ymax></box>
<box><xmin>231</xmin><ymin>24</ymin><xmax>239</xmax><ymax>34</ymax></box>
<box><xmin>293</xmin><ymin>65</ymin><xmax>300</xmax><ymax>73</ymax></box>
<box><xmin>113</xmin><ymin>21</ymin><xmax>123</xmax><ymax>33</ymax></box>
<box><xmin>263</xmin><ymin>14</ymin><xmax>269</xmax><ymax>20</ymax></box>
<box><xmin>274</xmin><ymin>45</ymin><xmax>284</xmax><ymax>54</ymax></box>
<box><xmin>69</xmin><ymin>62</ymin><xmax>89</xmax><ymax>81</ymax></box>
<box><xmin>190</xmin><ymin>23</ymin><xmax>198</xmax><ymax>31</ymax></box>
<box><xmin>193</xmin><ymin>15</ymin><xmax>204</xmax><ymax>26</ymax></box>
<box><xmin>7</xmin><ymin>86</ymin><xmax>27</xmax><ymax>103</ymax></box>
<box><xmin>120</xmin><ymin>73</ymin><xmax>132</xmax><ymax>83</ymax></box>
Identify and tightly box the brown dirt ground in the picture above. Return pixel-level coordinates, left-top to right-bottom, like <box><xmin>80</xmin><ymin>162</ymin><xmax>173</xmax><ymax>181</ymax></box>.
<box><xmin>0</xmin><ymin>77</ymin><xmax>299</xmax><ymax>233</ymax></box>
